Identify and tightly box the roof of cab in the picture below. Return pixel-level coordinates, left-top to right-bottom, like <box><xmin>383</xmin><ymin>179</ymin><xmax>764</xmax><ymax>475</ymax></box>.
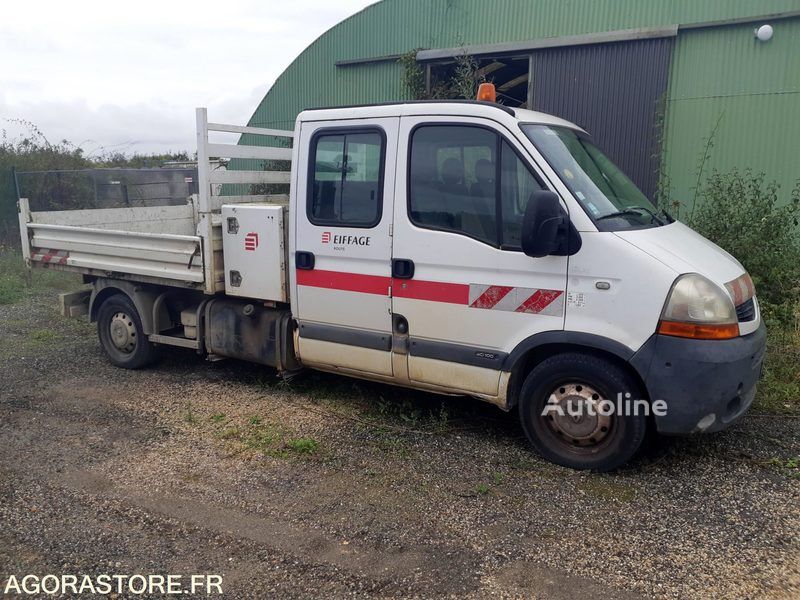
<box><xmin>297</xmin><ymin>100</ymin><xmax>583</xmax><ymax>132</ymax></box>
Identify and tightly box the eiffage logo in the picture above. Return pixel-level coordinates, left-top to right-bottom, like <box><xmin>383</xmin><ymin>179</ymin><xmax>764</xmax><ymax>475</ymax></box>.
<box><xmin>244</xmin><ymin>232</ymin><xmax>259</xmax><ymax>251</ymax></box>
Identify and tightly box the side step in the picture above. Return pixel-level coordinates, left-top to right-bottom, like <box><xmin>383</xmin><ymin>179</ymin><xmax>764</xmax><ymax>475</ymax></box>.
<box><xmin>148</xmin><ymin>333</ymin><xmax>201</xmax><ymax>350</ymax></box>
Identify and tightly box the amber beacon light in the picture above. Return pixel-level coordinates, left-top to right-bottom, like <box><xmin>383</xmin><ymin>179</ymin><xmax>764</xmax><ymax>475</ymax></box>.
<box><xmin>476</xmin><ymin>82</ymin><xmax>497</xmax><ymax>102</ymax></box>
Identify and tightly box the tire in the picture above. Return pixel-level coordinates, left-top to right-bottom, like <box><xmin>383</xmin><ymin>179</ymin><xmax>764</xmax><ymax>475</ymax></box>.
<box><xmin>518</xmin><ymin>352</ymin><xmax>647</xmax><ymax>472</ymax></box>
<box><xmin>96</xmin><ymin>294</ymin><xmax>158</xmax><ymax>369</ymax></box>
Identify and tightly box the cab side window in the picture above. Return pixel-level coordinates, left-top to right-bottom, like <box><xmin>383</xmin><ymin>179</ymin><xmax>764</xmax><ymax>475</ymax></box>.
<box><xmin>308</xmin><ymin>129</ymin><xmax>384</xmax><ymax>227</ymax></box>
<box><xmin>408</xmin><ymin>125</ymin><xmax>545</xmax><ymax>248</ymax></box>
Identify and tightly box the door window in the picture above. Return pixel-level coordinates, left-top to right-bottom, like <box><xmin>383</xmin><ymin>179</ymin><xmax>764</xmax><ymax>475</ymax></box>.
<box><xmin>408</xmin><ymin>125</ymin><xmax>544</xmax><ymax>248</ymax></box>
<box><xmin>308</xmin><ymin>129</ymin><xmax>384</xmax><ymax>227</ymax></box>
<box><xmin>500</xmin><ymin>140</ymin><xmax>545</xmax><ymax>247</ymax></box>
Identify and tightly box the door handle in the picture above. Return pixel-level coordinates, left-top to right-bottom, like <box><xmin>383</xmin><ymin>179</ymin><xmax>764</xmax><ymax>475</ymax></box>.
<box><xmin>295</xmin><ymin>251</ymin><xmax>315</xmax><ymax>270</ymax></box>
<box><xmin>392</xmin><ymin>258</ymin><xmax>415</xmax><ymax>279</ymax></box>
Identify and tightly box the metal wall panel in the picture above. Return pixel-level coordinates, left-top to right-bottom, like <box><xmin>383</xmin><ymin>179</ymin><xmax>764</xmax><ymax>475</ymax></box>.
<box><xmin>531</xmin><ymin>38</ymin><xmax>674</xmax><ymax>200</ymax></box>
<box><xmin>662</xmin><ymin>18</ymin><xmax>800</xmax><ymax>211</ymax></box>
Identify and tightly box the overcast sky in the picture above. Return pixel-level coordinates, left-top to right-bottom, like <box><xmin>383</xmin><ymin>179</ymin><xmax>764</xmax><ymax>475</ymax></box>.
<box><xmin>1</xmin><ymin>0</ymin><xmax>376</xmax><ymax>156</ymax></box>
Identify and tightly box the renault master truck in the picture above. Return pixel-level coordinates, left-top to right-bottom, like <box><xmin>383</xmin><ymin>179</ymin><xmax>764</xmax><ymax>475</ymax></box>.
<box><xmin>18</xmin><ymin>90</ymin><xmax>766</xmax><ymax>471</ymax></box>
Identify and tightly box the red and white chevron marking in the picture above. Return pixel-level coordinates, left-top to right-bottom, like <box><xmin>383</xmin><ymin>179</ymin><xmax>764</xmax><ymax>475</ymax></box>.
<box><xmin>468</xmin><ymin>284</ymin><xmax>564</xmax><ymax>316</ymax></box>
<box><xmin>31</xmin><ymin>248</ymin><xmax>69</xmax><ymax>265</ymax></box>
<box><xmin>725</xmin><ymin>273</ymin><xmax>755</xmax><ymax>306</ymax></box>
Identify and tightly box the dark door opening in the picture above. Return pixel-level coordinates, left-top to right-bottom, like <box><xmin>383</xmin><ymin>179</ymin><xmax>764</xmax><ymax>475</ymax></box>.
<box><xmin>429</xmin><ymin>55</ymin><xmax>530</xmax><ymax>107</ymax></box>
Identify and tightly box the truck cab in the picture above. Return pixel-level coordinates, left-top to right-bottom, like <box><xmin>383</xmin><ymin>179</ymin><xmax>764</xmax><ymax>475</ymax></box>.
<box><xmin>19</xmin><ymin>99</ymin><xmax>766</xmax><ymax>471</ymax></box>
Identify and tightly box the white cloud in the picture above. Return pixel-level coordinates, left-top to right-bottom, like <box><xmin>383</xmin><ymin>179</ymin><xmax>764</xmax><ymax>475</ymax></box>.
<box><xmin>1</xmin><ymin>0</ymin><xmax>376</xmax><ymax>154</ymax></box>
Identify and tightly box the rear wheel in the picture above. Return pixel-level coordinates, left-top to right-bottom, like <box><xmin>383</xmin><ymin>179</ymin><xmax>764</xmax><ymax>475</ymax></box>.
<box><xmin>97</xmin><ymin>294</ymin><xmax>157</xmax><ymax>369</ymax></box>
<box><xmin>518</xmin><ymin>353</ymin><xmax>647</xmax><ymax>471</ymax></box>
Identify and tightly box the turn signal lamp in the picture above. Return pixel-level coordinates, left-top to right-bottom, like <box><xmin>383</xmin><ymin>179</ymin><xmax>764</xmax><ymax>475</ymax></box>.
<box><xmin>476</xmin><ymin>82</ymin><xmax>497</xmax><ymax>103</ymax></box>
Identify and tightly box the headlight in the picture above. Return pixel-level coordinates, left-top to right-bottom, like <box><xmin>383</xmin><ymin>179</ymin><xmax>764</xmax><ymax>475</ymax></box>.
<box><xmin>658</xmin><ymin>274</ymin><xmax>739</xmax><ymax>340</ymax></box>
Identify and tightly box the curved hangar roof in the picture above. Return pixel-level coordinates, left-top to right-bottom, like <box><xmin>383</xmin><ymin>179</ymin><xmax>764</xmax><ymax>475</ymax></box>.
<box><xmin>247</xmin><ymin>0</ymin><xmax>797</xmax><ymax>129</ymax></box>
<box><xmin>244</xmin><ymin>0</ymin><xmax>800</xmax><ymax>202</ymax></box>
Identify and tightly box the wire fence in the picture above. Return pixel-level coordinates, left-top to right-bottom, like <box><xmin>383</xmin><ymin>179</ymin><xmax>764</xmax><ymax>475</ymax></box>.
<box><xmin>14</xmin><ymin>166</ymin><xmax>199</xmax><ymax>212</ymax></box>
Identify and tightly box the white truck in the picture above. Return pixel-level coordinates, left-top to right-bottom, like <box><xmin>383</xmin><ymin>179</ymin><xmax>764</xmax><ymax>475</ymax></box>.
<box><xmin>18</xmin><ymin>92</ymin><xmax>766</xmax><ymax>471</ymax></box>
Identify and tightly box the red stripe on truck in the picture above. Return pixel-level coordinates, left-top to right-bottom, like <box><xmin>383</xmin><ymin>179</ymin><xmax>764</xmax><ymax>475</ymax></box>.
<box><xmin>296</xmin><ymin>269</ymin><xmax>561</xmax><ymax>314</ymax></box>
<box><xmin>296</xmin><ymin>268</ymin><xmax>469</xmax><ymax>303</ymax></box>
<box><xmin>393</xmin><ymin>278</ymin><xmax>469</xmax><ymax>304</ymax></box>
<box><xmin>296</xmin><ymin>269</ymin><xmax>390</xmax><ymax>295</ymax></box>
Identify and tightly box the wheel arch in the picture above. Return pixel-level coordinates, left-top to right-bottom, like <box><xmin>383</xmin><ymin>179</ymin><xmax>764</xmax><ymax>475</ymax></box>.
<box><xmin>503</xmin><ymin>332</ymin><xmax>650</xmax><ymax>409</ymax></box>
<box><xmin>89</xmin><ymin>279</ymin><xmax>165</xmax><ymax>335</ymax></box>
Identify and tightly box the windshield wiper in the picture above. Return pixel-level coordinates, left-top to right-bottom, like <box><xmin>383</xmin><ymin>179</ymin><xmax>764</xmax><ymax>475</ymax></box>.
<box><xmin>597</xmin><ymin>206</ymin><xmax>668</xmax><ymax>225</ymax></box>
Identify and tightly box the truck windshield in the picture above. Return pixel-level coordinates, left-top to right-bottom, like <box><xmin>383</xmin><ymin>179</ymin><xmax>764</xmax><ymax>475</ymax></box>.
<box><xmin>521</xmin><ymin>124</ymin><xmax>672</xmax><ymax>230</ymax></box>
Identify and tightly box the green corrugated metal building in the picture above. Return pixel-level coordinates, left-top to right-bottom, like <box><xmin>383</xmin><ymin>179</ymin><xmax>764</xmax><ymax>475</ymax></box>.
<box><xmin>246</xmin><ymin>0</ymin><xmax>800</xmax><ymax>207</ymax></box>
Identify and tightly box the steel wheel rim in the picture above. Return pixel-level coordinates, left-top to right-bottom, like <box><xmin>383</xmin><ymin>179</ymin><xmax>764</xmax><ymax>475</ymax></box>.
<box><xmin>109</xmin><ymin>312</ymin><xmax>137</xmax><ymax>353</ymax></box>
<box><xmin>541</xmin><ymin>382</ymin><xmax>613</xmax><ymax>448</ymax></box>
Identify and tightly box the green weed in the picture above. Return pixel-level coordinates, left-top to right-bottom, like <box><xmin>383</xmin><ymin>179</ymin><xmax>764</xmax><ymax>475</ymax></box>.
<box><xmin>754</xmin><ymin>327</ymin><xmax>800</xmax><ymax>415</ymax></box>
<box><xmin>29</xmin><ymin>329</ymin><xmax>58</xmax><ymax>343</ymax></box>
<box><xmin>183</xmin><ymin>404</ymin><xmax>198</xmax><ymax>425</ymax></box>
<box><xmin>285</xmin><ymin>438</ymin><xmax>319</xmax><ymax>455</ymax></box>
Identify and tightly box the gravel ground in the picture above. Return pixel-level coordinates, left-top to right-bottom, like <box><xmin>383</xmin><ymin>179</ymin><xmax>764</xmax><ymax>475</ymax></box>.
<box><xmin>1</xmin><ymin>291</ymin><xmax>799</xmax><ymax>599</ymax></box>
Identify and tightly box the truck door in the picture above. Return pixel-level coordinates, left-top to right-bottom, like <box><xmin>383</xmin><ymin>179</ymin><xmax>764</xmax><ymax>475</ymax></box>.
<box><xmin>292</xmin><ymin>117</ymin><xmax>399</xmax><ymax>376</ymax></box>
<box><xmin>391</xmin><ymin>117</ymin><xmax>568</xmax><ymax>396</ymax></box>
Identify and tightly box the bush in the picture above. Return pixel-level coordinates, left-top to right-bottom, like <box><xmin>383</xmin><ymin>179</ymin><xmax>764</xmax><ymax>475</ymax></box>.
<box><xmin>688</xmin><ymin>169</ymin><xmax>800</xmax><ymax>326</ymax></box>
<box><xmin>399</xmin><ymin>48</ymin><xmax>485</xmax><ymax>101</ymax></box>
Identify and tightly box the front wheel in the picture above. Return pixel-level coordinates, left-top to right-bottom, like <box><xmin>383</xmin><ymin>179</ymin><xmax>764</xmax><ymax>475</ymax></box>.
<box><xmin>518</xmin><ymin>353</ymin><xmax>647</xmax><ymax>472</ymax></box>
<box><xmin>97</xmin><ymin>294</ymin><xmax>158</xmax><ymax>369</ymax></box>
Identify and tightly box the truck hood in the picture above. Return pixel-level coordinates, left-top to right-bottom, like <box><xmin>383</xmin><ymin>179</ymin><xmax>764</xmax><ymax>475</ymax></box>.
<box><xmin>614</xmin><ymin>221</ymin><xmax>745</xmax><ymax>283</ymax></box>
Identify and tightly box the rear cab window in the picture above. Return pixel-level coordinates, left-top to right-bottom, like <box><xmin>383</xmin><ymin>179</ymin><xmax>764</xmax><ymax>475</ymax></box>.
<box><xmin>308</xmin><ymin>128</ymin><xmax>385</xmax><ymax>228</ymax></box>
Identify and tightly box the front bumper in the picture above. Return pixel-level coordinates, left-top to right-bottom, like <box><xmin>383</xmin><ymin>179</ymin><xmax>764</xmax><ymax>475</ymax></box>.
<box><xmin>631</xmin><ymin>322</ymin><xmax>767</xmax><ymax>435</ymax></box>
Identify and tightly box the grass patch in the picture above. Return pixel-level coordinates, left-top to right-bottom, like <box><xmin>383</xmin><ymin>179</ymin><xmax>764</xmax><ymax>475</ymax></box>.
<box><xmin>211</xmin><ymin>417</ymin><xmax>321</xmax><ymax>460</ymax></box>
<box><xmin>0</xmin><ymin>273</ymin><xmax>25</xmax><ymax>304</ymax></box>
<box><xmin>218</xmin><ymin>426</ymin><xmax>242</xmax><ymax>440</ymax></box>
<box><xmin>285</xmin><ymin>437</ymin><xmax>319</xmax><ymax>455</ymax></box>
<box><xmin>29</xmin><ymin>328</ymin><xmax>59</xmax><ymax>343</ymax></box>
<box><xmin>763</xmin><ymin>456</ymin><xmax>800</xmax><ymax>480</ymax></box>
<box><xmin>754</xmin><ymin>325</ymin><xmax>800</xmax><ymax>415</ymax></box>
<box><xmin>768</xmin><ymin>456</ymin><xmax>799</xmax><ymax>469</ymax></box>
<box><xmin>244</xmin><ymin>425</ymin><xmax>282</xmax><ymax>452</ymax></box>
<box><xmin>579</xmin><ymin>477</ymin><xmax>637</xmax><ymax>503</ymax></box>
<box><xmin>0</xmin><ymin>248</ymin><xmax>81</xmax><ymax>305</ymax></box>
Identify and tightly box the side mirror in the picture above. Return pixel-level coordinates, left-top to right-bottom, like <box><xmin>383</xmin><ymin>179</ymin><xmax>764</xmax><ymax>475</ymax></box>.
<box><xmin>521</xmin><ymin>190</ymin><xmax>567</xmax><ymax>258</ymax></box>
